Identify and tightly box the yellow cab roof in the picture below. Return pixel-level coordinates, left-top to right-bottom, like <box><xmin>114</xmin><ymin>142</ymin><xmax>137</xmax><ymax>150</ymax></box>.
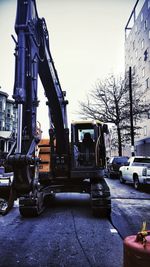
<box><xmin>71</xmin><ymin>119</ymin><xmax>104</xmax><ymax>125</ymax></box>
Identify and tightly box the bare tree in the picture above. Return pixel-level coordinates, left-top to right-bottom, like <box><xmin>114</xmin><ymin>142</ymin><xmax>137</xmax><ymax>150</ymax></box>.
<box><xmin>79</xmin><ymin>74</ymin><xmax>149</xmax><ymax>156</ymax></box>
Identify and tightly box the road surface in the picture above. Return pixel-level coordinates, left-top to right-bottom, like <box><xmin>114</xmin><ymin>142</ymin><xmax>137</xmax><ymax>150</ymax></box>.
<box><xmin>0</xmin><ymin>178</ymin><xmax>150</xmax><ymax>267</ymax></box>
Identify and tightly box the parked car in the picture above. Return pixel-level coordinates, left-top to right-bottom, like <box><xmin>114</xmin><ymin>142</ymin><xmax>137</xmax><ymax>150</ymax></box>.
<box><xmin>107</xmin><ymin>156</ymin><xmax>129</xmax><ymax>178</ymax></box>
<box><xmin>119</xmin><ymin>156</ymin><xmax>150</xmax><ymax>189</ymax></box>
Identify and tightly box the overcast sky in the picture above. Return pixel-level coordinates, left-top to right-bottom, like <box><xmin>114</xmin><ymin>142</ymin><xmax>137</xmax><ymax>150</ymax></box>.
<box><xmin>0</xmin><ymin>0</ymin><xmax>136</xmax><ymax>137</ymax></box>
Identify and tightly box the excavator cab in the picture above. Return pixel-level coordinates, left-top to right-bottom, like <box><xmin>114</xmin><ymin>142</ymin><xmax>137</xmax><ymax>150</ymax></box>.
<box><xmin>71</xmin><ymin>120</ymin><xmax>108</xmax><ymax>178</ymax></box>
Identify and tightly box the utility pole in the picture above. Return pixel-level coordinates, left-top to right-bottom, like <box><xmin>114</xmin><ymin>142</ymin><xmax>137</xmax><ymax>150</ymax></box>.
<box><xmin>129</xmin><ymin>66</ymin><xmax>135</xmax><ymax>156</ymax></box>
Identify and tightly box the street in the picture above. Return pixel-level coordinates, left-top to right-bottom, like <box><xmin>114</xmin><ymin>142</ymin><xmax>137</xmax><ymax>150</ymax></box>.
<box><xmin>107</xmin><ymin>178</ymin><xmax>150</xmax><ymax>238</ymax></box>
<box><xmin>0</xmin><ymin>1</ymin><xmax>150</xmax><ymax>267</ymax></box>
<box><xmin>0</xmin><ymin>178</ymin><xmax>150</xmax><ymax>267</ymax></box>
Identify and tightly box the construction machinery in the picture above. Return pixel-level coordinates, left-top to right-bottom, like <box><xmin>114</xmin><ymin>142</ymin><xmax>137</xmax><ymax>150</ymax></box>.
<box><xmin>0</xmin><ymin>0</ymin><xmax>111</xmax><ymax>217</ymax></box>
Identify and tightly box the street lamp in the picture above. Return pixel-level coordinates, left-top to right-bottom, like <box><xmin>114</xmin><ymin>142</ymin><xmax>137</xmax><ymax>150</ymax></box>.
<box><xmin>129</xmin><ymin>66</ymin><xmax>135</xmax><ymax>156</ymax></box>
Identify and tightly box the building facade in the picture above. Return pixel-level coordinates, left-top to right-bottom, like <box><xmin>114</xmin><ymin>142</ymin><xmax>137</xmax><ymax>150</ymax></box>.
<box><xmin>0</xmin><ymin>90</ymin><xmax>17</xmax><ymax>161</ymax></box>
<box><xmin>0</xmin><ymin>90</ymin><xmax>17</xmax><ymax>132</ymax></box>
<box><xmin>125</xmin><ymin>0</ymin><xmax>150</xmax><ymax>155</ymax></box>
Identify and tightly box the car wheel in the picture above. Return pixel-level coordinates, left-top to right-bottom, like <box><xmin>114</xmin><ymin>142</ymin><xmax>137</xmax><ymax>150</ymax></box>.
<box><xmin>119</xmin><ymin>173</ymin><xmax>125</xmax><ymax>184</ymax></box>
<box><xmin>133</xmin><ymin>175</ymin><xmax>140</xmax><ymax>190</ymax></box>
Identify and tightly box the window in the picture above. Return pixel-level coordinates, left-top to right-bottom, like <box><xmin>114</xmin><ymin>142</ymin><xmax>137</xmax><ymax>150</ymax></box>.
<box><xmin>142</xmin><ymin>67</ymin><xmax>145</xmax><ymax>77</ymax></box>
<box><xmin>138</xmin><ymin>57</ymin><xmax>141</xmax><ymax>67</ymax></box>
<box><xmin>148</xmin><ymin>110</ymin><xmax>150</xmax><ymax>119</ymax></box>
<box><xmin>133</xmin><ymin>157</ymin><xmax>150</xmax><ymax>164</ymax></box>
<box><xmin>143</xmin><ymin>96</ymin><xmax>146</xmax><ymax>105</ymax></box>
<box><xmin>144</xmin><ymin>49</ymin><xmax>148</xmax><ymax>61</ymax></box>
<box><xmin>6</xmin><ymin>125</ymin><xmax>10</xmax><ymax>131</ymax></box>
<box><xmin>144</xmin><ymin>20</ymin><xmax>147</xmax><ymax>30</ymax></box>
<box><xmin>141</xmin><ymin>13</ymin><xmax>143</xmax><ymax>22</ymax></box>
<box><xmin>136</xmin><ymin>128</ymin><xmax>140</xmax><ymax>135</ymax></box>
<box><xmin>78</xmin><ymin>128</ymin><xmax>94</xmax><ymax>142</ymax></box>
<box><xmin>0</xmin><ymin>101</ymin><xmax>2</xmax><ymax>111</ymax></box>
<box><xmin>3</xmin><ymin>101</ymin><xmax>5</xmax><ymax>110</ymax></box>
<box><xmin>136</xmin><ymin>76</ymin><xmax>139</xmax><ymax>84</ymax></box>
<box><xmin>146</xmin><ymin>78</ymin><xmax>149</xmax><ymax>89</ymax></box>
<box><xmin>143</xmin><ymin>126</ymin><xmax>147</xmax><ymax>136</ymax></box>
<box><xmin>148</xmin><ymin>0</ymin><xmax>150</xmax><ymax>8</ymax></box>
<box><xmin>135</xmin><ymin>49</ymin><xmax>138</xmax><ymax>58</ymax></box>
<box><xmin>0</xmin><ymin>140</ymin><xmax>5</xmax><ymax>151</ymax></box>
<box><xmin>141</xmin><ymin>39</ymin><xmax>144</xmax><ymax>49</ymax></box>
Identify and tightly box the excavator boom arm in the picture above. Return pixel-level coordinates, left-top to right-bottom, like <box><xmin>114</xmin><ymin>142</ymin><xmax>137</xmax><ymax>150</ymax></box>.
<box><xmin>13</xmin><ymin>0</ymin><xmax>68</xmax><ymax>155</ymax></box>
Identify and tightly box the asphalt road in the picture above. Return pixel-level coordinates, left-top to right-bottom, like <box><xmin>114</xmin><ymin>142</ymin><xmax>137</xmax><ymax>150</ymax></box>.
<box><xmin>0</xmin><ymin>178</ymin><xmax>150</xmax><ymax>267</ymax></box>
<box><xmin>107</xmin><ymin>178</ymin><xmax>150</xmax><ymax>238</ymax></box>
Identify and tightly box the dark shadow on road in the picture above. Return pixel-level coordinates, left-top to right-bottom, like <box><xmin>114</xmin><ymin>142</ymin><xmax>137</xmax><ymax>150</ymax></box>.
<box><xmin>43</xmin><ymin>193</ymin><xmax>92</xmax><ymax>218</ymax></box>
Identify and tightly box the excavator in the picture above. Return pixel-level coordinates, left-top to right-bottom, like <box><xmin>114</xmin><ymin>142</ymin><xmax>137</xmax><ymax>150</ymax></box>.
<box><xmin>0</xmin><ymin>0</ymin><xmax>111</xmax><ymax>217</ymax></box>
